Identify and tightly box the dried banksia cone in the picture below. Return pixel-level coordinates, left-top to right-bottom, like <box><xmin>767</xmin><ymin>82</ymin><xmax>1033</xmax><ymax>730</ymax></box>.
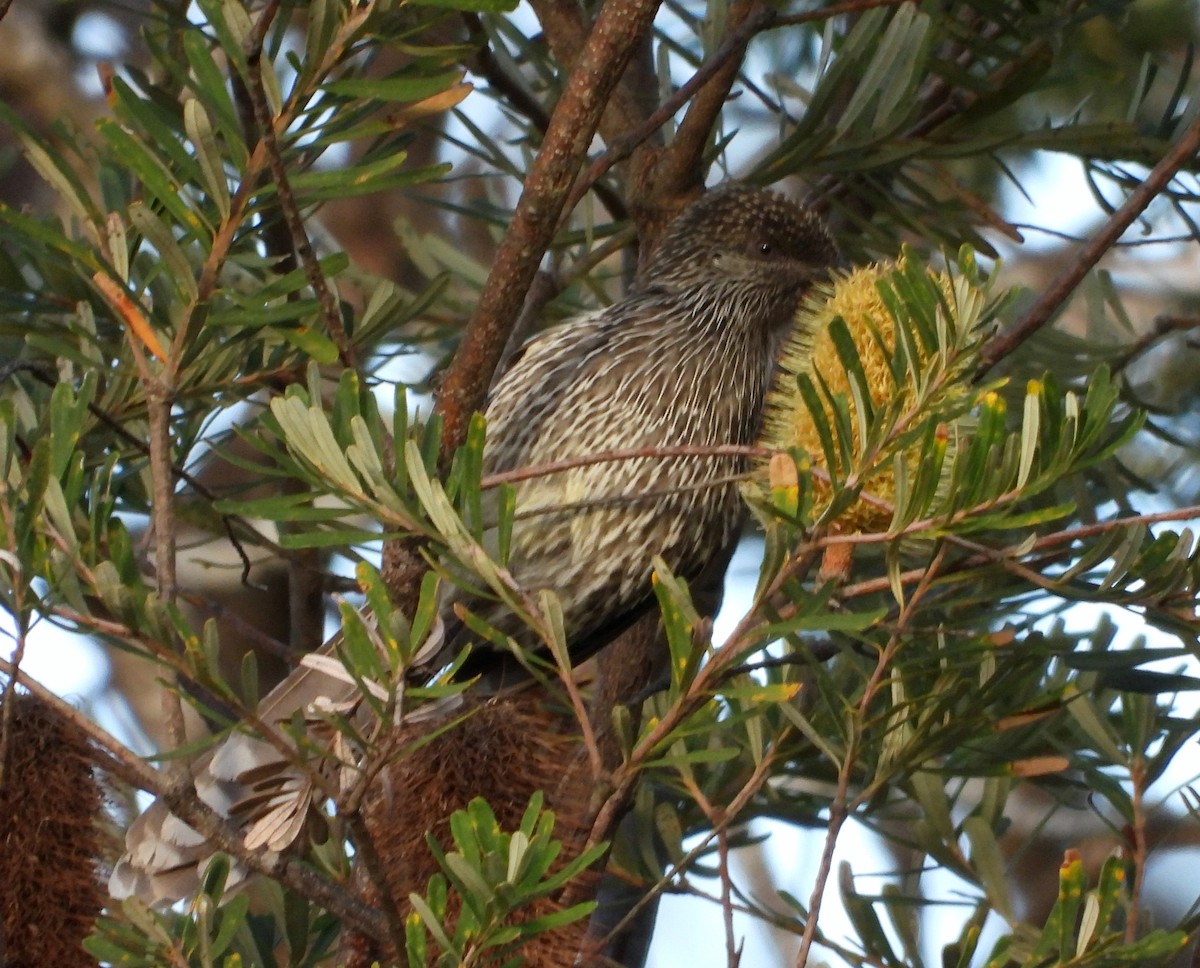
<box><xmin>756</xmin><ymin>258</ymin><xmax>978</xmax><ymax>535</ymax></box>
<box><xmin>356</xmin><ymin>694</ymin><xmax>594</xmax><ymax>967</ymax></box>
<box><xmin>0</xmin><ymin>692</ymin><xmax>105</xmax><ymax>968</ymax></box>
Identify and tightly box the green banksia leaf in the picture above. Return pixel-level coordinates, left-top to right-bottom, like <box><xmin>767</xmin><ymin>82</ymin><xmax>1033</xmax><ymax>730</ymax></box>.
<box><xmin>839</xmin><ymin>863</ymin><xmax>900</xmax><ymax>962</ymax></box>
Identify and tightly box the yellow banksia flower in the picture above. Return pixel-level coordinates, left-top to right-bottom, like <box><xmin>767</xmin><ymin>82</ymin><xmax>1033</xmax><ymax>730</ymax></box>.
<box><xmin>756</xmin><ymin>258</ymin><xmax>965</xmax><ymax>533</ymax></box>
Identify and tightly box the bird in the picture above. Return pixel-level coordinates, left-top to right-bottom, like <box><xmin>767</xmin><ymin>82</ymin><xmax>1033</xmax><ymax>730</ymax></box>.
<box><xmin>109</xmin><ymin>183</ymin><xmax>838</xmax><ymax>904</ymax></box>
<box><xmin>453</xmin><ymin>183</ymin><xmax>838</xmax><ymax>674</ymax></box>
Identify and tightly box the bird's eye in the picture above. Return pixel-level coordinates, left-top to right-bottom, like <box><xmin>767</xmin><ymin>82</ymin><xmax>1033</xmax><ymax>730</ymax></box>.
<box><xmin>759</xmin><ymin>241</ymin><xmax>773</xmax><ymax>256</ymax></box>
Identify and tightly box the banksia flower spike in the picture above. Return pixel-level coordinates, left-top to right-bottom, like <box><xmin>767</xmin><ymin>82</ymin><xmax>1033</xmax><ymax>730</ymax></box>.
<box><xmin>755</xmin><ymin>253</ymin><xmax>993</xmax><ymax>538</ymax></box>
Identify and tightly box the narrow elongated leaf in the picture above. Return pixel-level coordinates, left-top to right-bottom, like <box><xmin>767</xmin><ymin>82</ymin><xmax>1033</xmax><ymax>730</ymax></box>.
<box><xmin>184</xmin><ymin>98</ymin><xmax>231</xmax><ymax>220</ymax></box>
<box><xmin>323</xmin><ymin>70</ymin><xmax>466</xmax><ymax>102</ymax></box>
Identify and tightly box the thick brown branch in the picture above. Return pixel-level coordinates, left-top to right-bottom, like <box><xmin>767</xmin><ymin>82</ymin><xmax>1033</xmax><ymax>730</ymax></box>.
<box><xmin>563</xmin><ymin>4</ymin><xmax>779</xmax><ymax>225</ymax></box>
<box><xmin>434</xmin><ymin>0</ymin><xmax>664</xmax><ymax>465</ymax></box>
<box><xmin>564</xmin><ymin>0</ymin><xmax>914</xmax><ymax>250</ymax></box>
<box><xmin>527</xmin><ymin>0</ymin><xmax>658</xmax><ymax>154</ymax></box>
<box><xmin>461</xmin><ymin>14</ymin><xmax>629</xmax><ymax>223</ymax></box>
<box><xmin>654</xmin><ymin>0</ymin><xmax>769</xmax><ymax>197</ymax></box>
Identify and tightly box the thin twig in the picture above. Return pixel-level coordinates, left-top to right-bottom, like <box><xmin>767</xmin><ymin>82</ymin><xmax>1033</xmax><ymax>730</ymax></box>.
<box><xmin>584</xmin><ymin>744</ymin><xmax>782</xmax><ymax>940</ymax></box>
<box><xmin>179</xmin><ymin>591</ymin><xmax>296</xmax><ymax>661</ymax></box>
<box><xmin>346</xmin><ymin>812</ymin><xmax>408</xmax><ymax>956</ymax></box>
<box><xmin>44</xmin><ymin>593</ymin><xmax>345</xmax><ymax>806</ymax></box>
<box><xmin>978</xmin><ymin>111</ymin><xmax>1200</xmax><ymax>377</ymax></box>
<box><xmin>97</xmin><ymin>260</ymin><xmax>193</xmax><ymax>761</ymax></box>
<box><xmin>657</xmin><ymin>0</ymin><xmax>768</xmax><ymax>196</ymax></box>
<box><xmin>716</xmin><ymin>822</ymin><xmax>741</xmax><ymax>968</ymax></box>
<box><xmin>146</xmin><ymin>385</ymin><xmax>190</xmax><ymax>757</ymax></box>
<box><xmin>13</xmin><ymin>361</ymin><xmax>266</xmax><ymax>585</ymax></box>
<box><xmin>1111</xmin><ymin>314</ymin><xmax>1200</xmax><ymax>373</ymax></box>
<box><xmin>245</xmin><ymin>9</ymin><xmax>355</xmax><ymax>368</ymax></box>
<box><xmin>0</xmin><ymin>492</ymin><xmax>25</xmax><ymax>792</ymax></box>
<box><xmin>1127</xmin><ymin>756</ymin><xmax>1148</xmax><ymax>944</ymax></box>
<box><xmin>772</xmin><ymin>0</ymin><xmax>916</xmax><ymax>27</ymax></box>
<box><xmin>480</xmin><ymin>442</ymin><xmax>772</xmax><ymax>489</ymax></box>
<box><xmin>461</xmin><ymin>13</ymin><xmax>629</xmax><ymax>224</ymax></box>
<box><xmin>836</xmin><ymin>500</ymin><xmax>1200</xmax><ymax>559</ymax></box>
<box><xmin>794</xmin><ymin>542</ymin><xmax>949</xmax><ymax>965</ymax></box>
<box><xmin>182</xmin><ymin>0</ymin><xmax>368</xmax><ymax>353</ymax></box>
<box><xmin>563</xmin><ymin>4</ymin><xmax>778</xmax><ymax>218</ymax></box>
<box><xmin>461</xmin><ymin>13</ymin><xmax>550</xmax><ymax>131</ymax></box>
<box><xmin>564</xmin><ymin>0</ymin><xmax>915</xmax><ymax>218</ymax></box>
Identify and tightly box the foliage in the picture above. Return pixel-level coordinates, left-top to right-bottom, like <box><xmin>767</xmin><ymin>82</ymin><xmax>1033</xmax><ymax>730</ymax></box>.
<box><xmin>406</xmin><ymin>794</ymin><xmax>606</xmax><ymax>968</ymax></box>
<box><xmin>0</xmin><ymin>0</ymin><xmax>1199</xmax><ymax>966</ymax></box>
<box><xmin>87</xmin><ymin>857</ymin><xmax>340</xmax><ymax>968</ymax></box>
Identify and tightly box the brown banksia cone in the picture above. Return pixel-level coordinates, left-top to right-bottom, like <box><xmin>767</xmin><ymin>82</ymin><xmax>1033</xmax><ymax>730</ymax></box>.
<box><xmin>0</xmin><ymin>691</ymin><xmax>105</xmax><ymax>968</ymax></box>
<box><xmin>348</xmin><ymin>693</ymin><xmax>596</xmax><ymax>967</ymax></box>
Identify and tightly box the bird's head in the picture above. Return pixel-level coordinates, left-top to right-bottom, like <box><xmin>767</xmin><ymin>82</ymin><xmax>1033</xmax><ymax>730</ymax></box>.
<box><xmin>637</xmin><ymin>185</ymin><xmax>839</xmax><ymax>328</ymax></box>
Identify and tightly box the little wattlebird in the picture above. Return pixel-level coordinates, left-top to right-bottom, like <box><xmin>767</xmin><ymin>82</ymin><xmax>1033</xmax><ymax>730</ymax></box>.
<box><xmin>110</xmin><ymin>184</ymin><xmax>838</xmax><ymax>904</ymax></box>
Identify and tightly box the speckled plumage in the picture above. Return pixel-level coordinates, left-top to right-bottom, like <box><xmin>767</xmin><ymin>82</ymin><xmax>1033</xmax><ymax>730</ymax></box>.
<box><xmin>465</xmin><ymin>185</ymin><xmax>838</xmax><ymax>667</ymax></box>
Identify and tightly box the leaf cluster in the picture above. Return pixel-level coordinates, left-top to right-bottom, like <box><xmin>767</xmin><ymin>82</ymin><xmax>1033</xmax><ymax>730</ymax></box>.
<box><xmin>406</xmin><ymin>794</ymin><xmax>605</xmax><ymax>968</ymax></box>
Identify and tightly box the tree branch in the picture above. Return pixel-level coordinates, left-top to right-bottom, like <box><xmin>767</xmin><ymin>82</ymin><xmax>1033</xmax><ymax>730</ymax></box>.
<box><xmin>794</xmin><ymin>543</ymin><xmax>948</xmax><ymax>965</ymax></box>
<box><xmin>977</xmin><ymin>112</ymin><xmax>1200</xmax><ymax>377</ymax></box>
<box><xmin>527</xmin><ymin>0</ymin><xmax>659</xmax><ymax>157</ymax></box>
<box><xmin>562</xmin><ymin>3</ymin><xmax>779</xmax><ymax>224</ymax></box>
<box><xmin>434</xmin><ymin>0</ymin><xmax>664</xmax><ymax>466</ymax></box>
<box><xmin>653</xmin><ymin>0</ymin><xmax>768</xmax><ymax>198</ymax></box>
<box><xmin>245</xmin><ymin>4</ymin><xmax>355</xmax><ymax>369</ymax></box>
